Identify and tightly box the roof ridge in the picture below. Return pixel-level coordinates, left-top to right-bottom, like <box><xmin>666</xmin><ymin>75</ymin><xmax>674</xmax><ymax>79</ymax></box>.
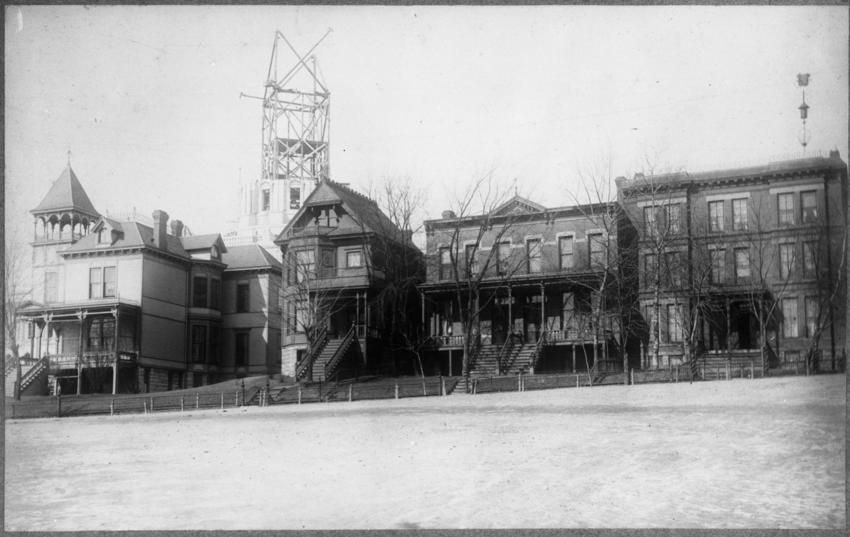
<box><xmin>326</xmin><ymin>178</ymin><xmax>378</xmax><ymax>206</ymax></box>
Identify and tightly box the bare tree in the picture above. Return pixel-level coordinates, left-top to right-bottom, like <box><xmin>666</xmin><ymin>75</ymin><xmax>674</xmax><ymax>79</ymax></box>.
<box><xmin>570</xmin><ymin>155</ymin><xmax>642</xmax><ymax>384</ymax></box>
<box><xmin>363</xmin><ymin>177</ymin><xmax>427</xmax><ymax>377</ymax></box>
<box><xmin>426</xmin><ymin>171</ymin><xmax>527</xmax><ymax>387</ymax></box>
<box><xmin>5</xmin><ymin>244</ymin><xmax>32</xmax><ymax>400</ymax></box>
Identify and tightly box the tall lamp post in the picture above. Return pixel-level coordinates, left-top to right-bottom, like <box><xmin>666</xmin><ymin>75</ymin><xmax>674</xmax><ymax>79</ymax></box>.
<box><xmin>797</xmin><ymin>73</ymin><xmax>811</xmax><ymax>152</ymax></box>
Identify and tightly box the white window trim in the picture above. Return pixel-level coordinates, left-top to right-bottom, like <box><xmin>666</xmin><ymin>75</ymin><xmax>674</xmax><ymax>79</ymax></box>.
<box><xmin>768</xmin><ymin>183</ymin><xmax>824</xmax><ymax>195</ymax></box>
<box><xmin>705</xmin><ymin>192</ymin><xmax>751</xmax><ymax>203</ymax></box>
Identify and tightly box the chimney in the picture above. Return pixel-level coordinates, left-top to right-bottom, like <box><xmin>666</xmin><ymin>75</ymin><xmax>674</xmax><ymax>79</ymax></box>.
<box><xmin>829</xmin><ymin>149</ymin><xmax>841</xmax><ymax>160</ymax></box>
<box><xmin>441</xmin><ymin>210</ymin><xmax>457</xmax><ymax>219</ymax></box>
<box><xmin>152</xmin><ymin>210</ymin><xmax>169</xmax><ymax>249</ymax></box>
<box><xmin>170</xmin><ymin>219</ymin><xmax>184</xmax><ymax>238</ymax></box>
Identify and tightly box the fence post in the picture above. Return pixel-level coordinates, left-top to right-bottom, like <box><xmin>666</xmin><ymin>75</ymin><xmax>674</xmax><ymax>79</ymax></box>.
<box><xmin>441</xmin><ymin>376</ymin><xmax>446</xmax><ymax>396</ymax></box>
<box><xmin>750</xmin><ymin>361</ymin><xmax>754</xmax><ymax>380</ymax></box>
<box><xmin>57</xmin><ymin>394</ymin><xmax>61</xmax><ymax>418</ymax></box>
<box><xmin>151</xmin><ymin>397</ymin><xmax>154</xmax><ymax>413</ymax></box>
<box><xmin>298</xmin><ymin>385</ymin><xmax>302</xmax><ymax>405</ymax></box>
<box><xmin>348</xmin><ymin>384</ymin><xmax>353</xmax><ymax>402</ymax></box>
<box><xmin>181</xmin><ymin>396</ymin><xmax>184</xmax><ymax>412</ymax></box>
<box><xmin>110</xmin><ymin>399</ymin><xmax>114</xmax><ymax>416</ymax></box>
<box><xmin>518</xmin><ymin>373</ymin><xmax>522</xmax><ymax>392</ymax></box>
<box><xmin>630</xmin><ymin>368</ymin><xmax>634</xmax><ymax>385</ymax></box>
<box><xmin>143</xmin><ymin>400</ymin><xmax>147</xmax><ymax>414</ymax></box>
<box><xmin>220</xmin><ymin>393</ymin><xmax>224</xmax><ymax>410</ymax></box>
<box><xmin>576</xmin><ymin>375</ymin><xmax>579</xmax><ymax>388</ymax></box>
<box><xmin>395</xmin><ymin>383</ymin><xmax>399</xmax><ymax>400</ymax></box>
<box><xmin>235</xmin><ymin>391</ymin><xmax>239</xmax><ymax>407</ymax></box>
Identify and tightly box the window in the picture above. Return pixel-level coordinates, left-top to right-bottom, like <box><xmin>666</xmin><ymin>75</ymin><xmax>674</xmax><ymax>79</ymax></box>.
<box><xmin>294</xmin><ymin>300</ymin><xmax>309</xmax><ymax>332</ymax></box>
<box><xmin>562</xmin><ymin>292</ymin><xmax>577</xmax><ymax>332</ymax></box>
<box><xmin>805</xmin><ymin>297</ymin><xmax>819</xmax><ymax>338</ymax></box>
<box><xmin>191</xmin><ymin>325</ymin><xmax>207</xmax><ymax>364</ymax></box>
<box><xmin>526</xmin><ymin>239</ymin><xmax>541</xmax><ymax>273</ymax></box>
<box><xmin>209</xmin><ymin>326</ymin><xmax>221</xmax><ymax>365</ymax></box>
<box><xmin>97</xmin><ymin>228</ymin><xmax>109</xmax><ymax>244</ymax></box>
<box><xmin>644</xmin><ymin>206</ymin><xmax>657</xmax><ymax>238</ymax></box>
<box><xmin>734</xmin><ymin>248</ymin><xmax>750</xmax><ymax>281</ymax></box>
<box><xmin>803</xmin><ymin>241</ymin><xmax>817</xmax><ymax>277</ymax></box>
<box><xmin>210</xmin><ymin>279</ymin><xmax>221</xmax><ymax>310</ymax></box>
<box><xmin>320</xmin><ymin>248</ymin><xmax>335</xmax><ymax>277</ymax></box>
<box><xmin>558</xmin><ymin>236</ymin><xmax>574</xmax><ymax>270</ymax></box>
<box><xmin>295</xmin><ymin>249</ymin><xmax>315</xmax><ymax>282</ymax></box>
<box><xmin>664</xmin><ymin>252</ymin><xmax>681</xmax><ymax>287</ymax></box>
<box><xmin>709</xmin><ymin>201</ymin><xmax>724</xmax><ymax>232</ymax></box>
<box><xmin>667</xmin><ymin>304</ymin><xmax>683</xmax><ymax>342</ymax></box>
<box><xmin>192</xmin><ymin>276</ymin><xmax>208</xmax><ymax>307</ymax></box>
<box><xmin>261</xmin><ymin>189</ymin><xmax>271</xmax><ymax>211</ymax></box>
<box><xmin>497</xmin><ymin>242</ymin><xmax>511</xmax><ymax>275</ymax></box>
<box><xmin>346</xmin><ymin>250</ymin><xmax>363</xmax><ymax>268</ymax></box>
<box><xmin>782</xmin><ymin>298</ymin><xmax>798</xmax><ymax>338</ymax></box>
<box><xmin>801</xmin><ymin>191</ymin><xmax>817</xmax><ymax>223</ymax></box>
<box><xmin>779</xmin><ymin>243</ymin><xmax>795</xmax><ymax>280</ymax></box>
<box><xmin>87</xmin><ymin>318</ymin><xmax>115</xmax><ymax>351</ymax></box>
<box><xmin>666</xmin><ymin>204</ymin><xmax>680</xmax><ymax>234</ymax></box>
<box><xmin>732</xmin><ymin>199</ymin><xmax>748</xmax><ymax>231</ymax></box>
<box><xmin>588</xmin><ymin>234</ymin><xmax>606</xmax><ymax>265</ymax></box>
<box><xmin>778</xmin><ymin>193</ymin><xmax>795</xmax><ymax>225</ymax></box>
<box><xmin>236</xmin><ymin>283</ymin><xmax>250</xmax><ymax>313</ymax></box>
<box><xmin>235</xmin><ymin>332</ymin><xmax>249</xmax><ymax>367</ymax></box>
<box><xmin>710</xmin><ymin>249</ymin><xmax>725</xmax><ymax>284</ymax></box>
<box><xmin>644</xmin><ymin>254</ymin><xmax>657</xmax><ymax>288</ymax></box>
<box><xmin>211</xmin><ymin>245</ymin><xmax>219</xmax><ymax>259</ymax></box>
<box><xmin>289</xmin><ymin>186</ymin><xmax>301</xmax><ymax>209</ymax></box>
<box><xmin>89</xmin><ymin>267</ymin><xmax>103</xmax><ymax>299</ymax></box>
<box><xmin>439</xmin><ymin>247</ymin><xmax>452</xmax><ymax>280</ymax></box>
<box><xmin>465</xmin><ymin>244</ymin><xmax>479</xmax><ymax>277</ymax></box>
<box><xmin>44</xmin><ymin>272</ymin><xmax>58</xmax><ymax>303</ymax></box>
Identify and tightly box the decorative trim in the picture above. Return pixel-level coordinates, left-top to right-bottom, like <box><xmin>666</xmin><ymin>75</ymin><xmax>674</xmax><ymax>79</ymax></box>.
<box><xmin>768</xmin><ymin>183</ymin><xmax>824</xmax><ymax>195</ymax></box>
<box><xmin>705</xmin><ymin>192</ymin><xmax>751</xmax><ymax>203</ymax></box>
<box><xmin>636</xmin><ymin>197</ymin><xmax>687</xmax><ymax>208</ymax></box>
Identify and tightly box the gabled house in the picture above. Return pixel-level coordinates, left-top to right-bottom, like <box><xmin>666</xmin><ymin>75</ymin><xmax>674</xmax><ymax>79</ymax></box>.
<box><xmin>419</xmin><ymin>194</ymin><xmax>638</xmax><ymax>378</ymax></box>
<box><xmin>275</xmin><ymin>179</ymin><xmax>423</xmax><ymax>382</ymax></box>
<box><xmin>18</xmin><ymin>165</ymin><xmax>282</xmax><ymax>395</ymax></box>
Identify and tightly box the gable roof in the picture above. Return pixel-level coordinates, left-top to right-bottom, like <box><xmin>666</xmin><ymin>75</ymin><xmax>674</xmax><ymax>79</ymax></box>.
<box><xmin>491</xmin><ymin>195</ymin><xmax>546</xmax><ymax>216</ymax></box>
<box><xmin>62</xmin><ymin>218</ymin><xmax>189</xmax><ymax>259</ymax></box>
<box><xmin>276</xmin><ymin>179</ymin><xmax>404</xmax><ymax>242</ymax></box>
<box><xmin>32</xmin><ymin>165</ymin><xmax>100</xmax><ymax>217</ymax></box>
<box><xmin>222</xmin><ymin>244</ymin><xmax>282</xmax><ymax>272</ymax></box>
<box><xmin>180</xmin><ymin>233</ymin><xmax>227</xmax><ymax>253</ymax></box>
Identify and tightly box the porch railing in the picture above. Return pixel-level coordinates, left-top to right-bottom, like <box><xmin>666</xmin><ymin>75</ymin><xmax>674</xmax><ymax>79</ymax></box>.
<box><xmin>295</xmin><ymin>326</ymin><xmax>328</xmax><ymax>381</ymax></box>
<box><xmin>323</xmin><ymin>324</ymin><xmax>358</xmax><ymax>382</ymax></box>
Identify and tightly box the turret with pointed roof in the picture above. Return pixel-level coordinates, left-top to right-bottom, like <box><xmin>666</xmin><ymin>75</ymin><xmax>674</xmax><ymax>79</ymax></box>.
<box><xmin>31</xmin><ymin>164</ymin><xmax>100</xmax><ymax>244</ymax></box>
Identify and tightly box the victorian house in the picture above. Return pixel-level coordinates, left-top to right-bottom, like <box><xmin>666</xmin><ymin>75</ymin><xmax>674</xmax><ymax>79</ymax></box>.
<box><xmin>617</xmin><ymin>151</ymin><xmax>848</xmax><ymax>373</ymax></box>
<box><xmin>418</xmin><ymin>195</ymin><xmax>639</xmax><ymax>379</ymax></box>
<box><xmin>276</xmin><ymin>179</ymin><xmax>423</xmax><ymax>382</ymax></box>
<box><xmin>17</xmin><ymin>165</ymin><xmax>281</xmax><ymax>395</ymax></box>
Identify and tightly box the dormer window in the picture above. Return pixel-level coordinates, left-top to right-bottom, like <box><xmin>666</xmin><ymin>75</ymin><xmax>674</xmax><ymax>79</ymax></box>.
<box><xmin>97</xmin><ymin>228</ymin><xmax>109</xmax><ymax>244</ymax></box>
<box><xmin>211</xmin><ymin>245</ymin><xmax>219</xmax><ymax>259</ymax></box>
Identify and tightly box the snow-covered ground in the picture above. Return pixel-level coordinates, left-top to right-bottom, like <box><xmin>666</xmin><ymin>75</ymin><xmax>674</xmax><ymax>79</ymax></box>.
<box><xmin>5</xmin><ymin>375</ymin><xmax>845</xmax><ymax>530</ymax></box>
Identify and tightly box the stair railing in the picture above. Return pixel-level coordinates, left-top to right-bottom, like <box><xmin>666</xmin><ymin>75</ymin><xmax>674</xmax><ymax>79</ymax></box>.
<box><xmin>20</xmin><ymin>356</ymin><xmax>49</xmax><ymax>390</ymax></box>
<box><xmin>529</xmin><ymin>332</ymin><xmax>546</xmax><ymax>373</ymax></box>
<box><xmin>496</xmin><ymin>335</ymin><xmax>515</xmax><ymax>375</ymax></box>
<box><xmin>323</xmin><ymin>323</ymin><xmax>358</xmax><ymax>382</ymax></box>
<box><xmin>296</xmin><ymin>325</ymin><xmax>329</xmax><ymax>381</ymax></box>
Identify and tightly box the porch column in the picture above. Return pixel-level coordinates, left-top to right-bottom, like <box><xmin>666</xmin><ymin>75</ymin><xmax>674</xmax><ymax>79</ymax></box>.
<box><xmin>112</xmin><ymin>308</ymin><xmax>119</xmax><ymax>395</ymax></box>
<box><xmin>540</xmin><ymin>283</ymin><xmax>545</xmax><ymax>342</ymax></box>
<box><xmin>507</xmin><ymin>285</ymin><xmax>512</xmax><ymax>337</ymax></box>
<box><xmin>76</xmin><ymin>310</ymin><xmax>86</xmax><ymax>395</ymax></box>
<box><xmin>725</xmin><ymin>297</ymin><xmax>731</xmax><ymax>362</ymax></box>
<box><xmin>420</xmin><ymin>291</ymin><xmax>425</xmax><ymax>337</ymax></box>
<box><xmin>29</xmin><ymin>321</ymin><xmax>35</xmax><ymax>358</ymax></box>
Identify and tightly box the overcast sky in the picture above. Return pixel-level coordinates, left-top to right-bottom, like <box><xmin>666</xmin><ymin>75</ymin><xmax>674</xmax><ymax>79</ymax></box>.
<box><xmin>5</xmin><ymin>5</ymin><xmax>848</xmax><ymax>253</ymax></box>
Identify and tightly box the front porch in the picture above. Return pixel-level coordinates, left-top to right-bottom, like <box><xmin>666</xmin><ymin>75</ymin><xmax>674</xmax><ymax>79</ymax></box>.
<box><xmin>21</xmin><ymin>300</ymin><xmax>141</xmax><ymax>395</ymax></box>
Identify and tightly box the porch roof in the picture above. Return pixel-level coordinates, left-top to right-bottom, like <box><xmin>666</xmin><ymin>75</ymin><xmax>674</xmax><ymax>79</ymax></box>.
<box><xmin>19</xmin><ymin>298</ymin><xmax>141</xmax><ymax>320</ymax></box>
<box><xmin>418</xmin><ymin>270</ymin><xmax>605</xmax><ymax>293</ymax></box>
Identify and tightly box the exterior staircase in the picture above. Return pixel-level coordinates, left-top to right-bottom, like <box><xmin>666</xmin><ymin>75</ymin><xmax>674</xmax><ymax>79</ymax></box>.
<box><xmin>312</xmin><ymin>325</ymin><xmax>361</xmax><ymax>382</ymax></box>
<box><xmin>19</xmin><ymin>357</ymin><xmax>49</xmax><ymax>396</ymax></box>
<box><xmin>466</xmin><ymin>343</ymin><xmax>538</xmax><ymax>378</ymax></box>
<box><xmin>501</xmin><ymin>343</ymin><xmax>538</xmax><ymax>375</ymax></box>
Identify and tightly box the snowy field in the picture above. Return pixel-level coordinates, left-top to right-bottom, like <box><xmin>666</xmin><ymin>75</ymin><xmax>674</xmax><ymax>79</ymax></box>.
<box><xmin>5</xmin><ymin>375</ymin><xmax>845</xmax><ymax>530</ymax></box>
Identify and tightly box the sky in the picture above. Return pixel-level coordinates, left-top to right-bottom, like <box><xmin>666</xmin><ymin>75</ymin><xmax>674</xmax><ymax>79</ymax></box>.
<box><xmin>5</xmin><ymin>5</ymin><xmax>848</xmax><ymax>256</ymax></box>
